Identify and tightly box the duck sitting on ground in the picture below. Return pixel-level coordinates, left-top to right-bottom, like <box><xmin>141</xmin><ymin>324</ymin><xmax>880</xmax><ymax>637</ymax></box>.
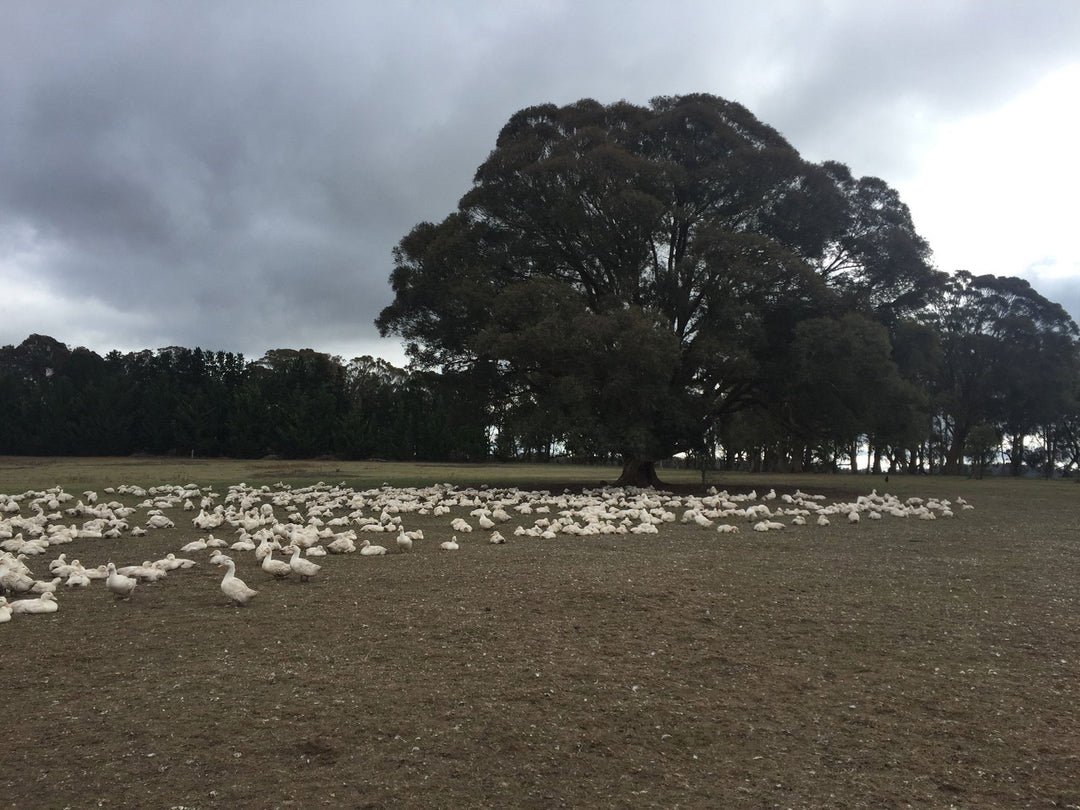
<box><xmin>359</xmin><ymin>539</ymin><xmax>387</xmax><ymax>556</ymax></box>
<box><xmin>9</xmin><ymin>591</ymin><xmax>59</xmax><ymax>614</ymax></box>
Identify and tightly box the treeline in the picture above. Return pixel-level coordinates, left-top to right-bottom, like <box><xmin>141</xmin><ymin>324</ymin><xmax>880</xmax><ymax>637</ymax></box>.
<box><xmin>0</xmin><ymin>337</ymin><xmax>489</xmax><ymax>461</ymax></box>
<box><xmin>4</xmin><ymin>264</ymin><xmax>1080</xmax><ymax>478</ymax></box>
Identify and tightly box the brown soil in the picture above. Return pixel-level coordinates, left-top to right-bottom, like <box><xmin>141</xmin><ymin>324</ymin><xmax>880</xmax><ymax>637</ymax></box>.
<box><xmin>2</xmin><ymin>480</ymin><xmax>1078</xmax><ymax>809</ymax></box>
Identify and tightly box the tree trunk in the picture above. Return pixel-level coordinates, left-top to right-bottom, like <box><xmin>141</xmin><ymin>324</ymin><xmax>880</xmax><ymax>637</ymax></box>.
<box><xmin>1010</xmin><ymin>434</ymin><xmax>1024</xmax><ymax>477</ymax></box>
<box><xmin>614</xmin><ymin>457</ymin><xmax>665</xmax><ymax>488</ymax></box>
<box><xmin>943</xmin><ymin>428</ymin><xmax>968</xmax><ymax>475</ymax></box>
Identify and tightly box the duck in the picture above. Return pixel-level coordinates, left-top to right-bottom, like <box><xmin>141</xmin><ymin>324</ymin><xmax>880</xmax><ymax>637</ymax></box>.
<box><xmin>0</xmin><ymin>567</ymin><xmax>35</xmax><ymax>595</ymax></box>
<box><xmin>179</xmin><ymin>538</ymin><xmax>207</xmax><ymax>553</ymax></box>
<box><xmin>488</xmin><ymin>531</ymin><xmax>506</xmax><ymax>545</ymax></box>
<box><xmin>325</xmin><ymin>534</ymin><xmax>356</xmax><ymax>554</ymax></box>
<box><xmin>30</xmin><ymin>577</ymin><xmax>62</xmax><ymax>594</ymax></box>
<box><xmin>359</xmin><ymin>539</ymin><xmax>387</xmax><ymax>556</ymax></box>
<box><xmin>106</xmin><ymin>562</ymin><xmax>138</xmax><ymax>600</ymax></box>
<box><xmin>117</xmin><ymin>562</ymin><xmax>168</xmax><ymax>582</ymax></box>
<box><xmin>9</xmin><ymin>591</ymin><xmax>59</xmax><ymax>614</ymax></box>
<box><xmin>440</xmin><ymin>536</ymin><xmax>460</xmax><ymax>551</ymax></box>
<box><xmin>395</xmin><ymin>532</ymin><xmax>413</xmax><ymax>553</ymax></box>
<box><xmin>0</xmin><ymin>596</ymin><xmax>11</xmax><ymax>622</ymax></box>
<box><xmin>154</xmin><ymin>553</ymin><xmax>198</xmax><ymax>570</ymax></box>
<box><xmin>261</xmin><ymin>548</ymin><xmax>292</xmax><ymax>579</ymax></box>
<box><xmin>218</xmin><ymin>558</ymin><xmax>258</xmax><ymax>606</ymax></box>
<box><xmin>83</xmin><ymin>564</ymin><xmax>110</xmax><ymax>580</ymax></box>
<box><xmin>65</xmin><ymin>568</ymin><xmax>92</xmax><ymax>588</ymax></box>
<box><xmin>284</xmin><ymin>545</ymin><xmax>321</xmax><ymax>582</ymax></box>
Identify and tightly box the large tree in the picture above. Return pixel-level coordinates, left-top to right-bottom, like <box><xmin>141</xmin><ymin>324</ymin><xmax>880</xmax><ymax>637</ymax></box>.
<box><xmin>377</xmin><ymin>94</ymin><xmax>929</xmax><ymax>485</ymax></box>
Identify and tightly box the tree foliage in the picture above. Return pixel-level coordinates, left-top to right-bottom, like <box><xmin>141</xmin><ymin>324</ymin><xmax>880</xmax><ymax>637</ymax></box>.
<box><xmin>378</xmin><ymin>94</ymin><xmax>941</xmax><ymax>484</ymax></box>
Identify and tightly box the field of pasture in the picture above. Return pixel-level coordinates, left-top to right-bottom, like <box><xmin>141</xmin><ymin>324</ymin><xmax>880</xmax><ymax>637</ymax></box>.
<box><xmin>2</xmin><ymin>456</ymin><xmax>1078</xmax><ymax>809</ymax></box>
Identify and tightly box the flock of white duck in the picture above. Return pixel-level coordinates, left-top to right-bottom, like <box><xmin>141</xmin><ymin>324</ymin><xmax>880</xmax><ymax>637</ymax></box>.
<box><xmin>0</xmin><ymin>480</ymin><xmax>972</xmax><ymax>620</ymax></box>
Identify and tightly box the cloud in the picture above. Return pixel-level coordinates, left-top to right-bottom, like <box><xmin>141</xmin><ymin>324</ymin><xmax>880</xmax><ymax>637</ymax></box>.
<box><xmin>1</xmin><ymin>0</ymin><xmax>1079</xmax><ymax>359</ymax></box>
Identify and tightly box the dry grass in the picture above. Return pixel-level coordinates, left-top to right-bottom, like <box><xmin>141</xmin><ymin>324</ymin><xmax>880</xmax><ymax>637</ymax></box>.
<box><xmin>1</xmin><ymin>457</ymin><xmax>1078</xmax><ymax>809</ymax></box>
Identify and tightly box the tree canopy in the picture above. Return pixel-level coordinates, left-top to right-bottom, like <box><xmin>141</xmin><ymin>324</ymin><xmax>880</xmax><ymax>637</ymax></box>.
<box><xmin>377</xmin><ymin>94</ymin><xmax>939</xmax><ymax>484</ymax></box>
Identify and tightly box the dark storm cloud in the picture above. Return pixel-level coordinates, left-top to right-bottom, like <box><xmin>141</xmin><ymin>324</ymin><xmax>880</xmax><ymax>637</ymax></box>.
<box><xmin>1</xmin><ymin>0</ymin><xmax>1079</xmax><ymax>362</ymax></box>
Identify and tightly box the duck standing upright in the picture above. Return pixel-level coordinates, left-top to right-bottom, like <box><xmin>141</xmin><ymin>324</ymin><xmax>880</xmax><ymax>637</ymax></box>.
<box><xmin>284</xmin><ymin>545</ymin><xmax>321</xmax><ymax>582</ymax></box>
<box><xmin>218</xmin><ymin>558</ymin><xmax>258</xmax><ymax>606</ymax></box>
<box><xmin>106</xmin><ymin>563</ymin><xmax>137</xmax><ymax>600</ymax></box>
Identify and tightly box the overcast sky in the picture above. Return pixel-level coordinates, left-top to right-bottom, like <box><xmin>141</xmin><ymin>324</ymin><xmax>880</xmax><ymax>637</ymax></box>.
<box><xmin>2</xmin><ymin>1</ymin><xmax>1078</xmax><ymax>366</ymax></box>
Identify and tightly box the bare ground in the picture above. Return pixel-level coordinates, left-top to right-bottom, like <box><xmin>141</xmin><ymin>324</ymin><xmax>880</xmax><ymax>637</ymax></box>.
<box><xmin>2</xmin><ymin>475</ymin><xmax>1078</xmax><ymax>809</ymax></box>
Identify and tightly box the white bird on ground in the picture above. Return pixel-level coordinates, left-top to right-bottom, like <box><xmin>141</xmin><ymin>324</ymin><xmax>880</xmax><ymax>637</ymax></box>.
<box><xmin>488</xmin><ymin>531</ymin><xmax>506</xmax><ymax>545</ymax></box>
<box><xmin>154</xmin><ymin>553</ymin><xmax>197</xmax><ymax>570</ymax></box>
<box><xmin>395</xmin><ymin>532</ymin><xmax>413</xmax><ymax>553</ymax></box>
<box><xmin>106</xmin><ymin>563</ymin><xmax>137</xmax><ymax>600</ymax></box>
<box><xmin>65</xmin><ymin>568</ymin><xmax>91</xmax><ymax>588</ymax></box>
<box><xmin>30</xmin><ymin>577</ymin><xmax>62</xmax><ymax>594</ymax></box>
<box><xmin>10</xmin><ymin>591</ymin><xmax>59</xmax><ymax>614</ymax></box>
<box><xmin>326</xmin><ymin>534</ymin><xmax>356</xmax><ymax>554</ymax></box>
<box><xmin>218</xmin><ymin>558</ymin><xmax>258</xmax><ymax>606</ymax></box>
<box><xmin>285</xmin><ymin>545</ymin><xmax>321</xmax><ymax>582</ymax></box>
<box><xmin>360</xmin><ymin>539</ymin><xmax>387</xmax><ymax>556</ymax></box>
<box><xmin>0</xmin><ymin>596</ymin><xmax>11</xmax><ymax>622</ymax></box>
<box><xmin>440</xmin><ymin>536</ymin><xmax>460</xmax><ymax>551</ymax></box>
<box><xmin>261</xmin><ymin>549</ymin><xmax>292</xmax><ymax>579</ymax></box>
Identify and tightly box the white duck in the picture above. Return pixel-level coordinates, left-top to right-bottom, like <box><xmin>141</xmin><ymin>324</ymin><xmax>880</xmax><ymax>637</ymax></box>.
<box><xmin>10</xmin><ymin>591</ymin><xmax>59</xmax><ymax>614</ymax></box>
<box><xmin>359</xmin><ymin>539</ymin><xmax>387</xmax><ymax>556</ymax></box>
<box><xmin>154</xmin><ymin>553</ymin><xmax>197</xmax><ymax>570</ymax></box>
<box><xmin>0</xmin><ymin>596</ymin><xmax>11</xmax><ymax>622</ymax></box>
<box><xmin>106</xmin><ymin>562</ymin><xmax>138</xmax><ymax>600</ymax></box>
<box><xmin>326</xmin><ymin>534</ymin><xmax>356</xmax><ymax>554</ymax></box>
<box><xmin>117</xmin><ymin>562</ymin><xmax>168</xmax><ymax>583</ymax></box>
<box><xmin>65</xmin><ymin>568</ymin><xmax>92</xmax><ymax>588</ymax></box>
<box><xmin>285</xmin><ymin>545</ymin><xmax>321</xmax><ymax>582</ymax></box>
<box><xmin>218</xmin><ymin>558</ymin><xmax>258</xmax><ymax>606</ymax></box>
<box><xmin>395</xmin><ymin>532</ymin><xmax>413</xmax><ymax>553</ymax></box>
<box><xmin>261</xmin><ymin>548</ymin><xmax>292</xmax><ymax>579</ymax></box>
<box><xmin>30</xmin><ymin>577</ymin><xmax>62</xmax><ymax>594</ymax></box>
<box><xmin>440</xmin><ymin>536</ymin><xmax>460</xmax><ymax>551</ymax></box>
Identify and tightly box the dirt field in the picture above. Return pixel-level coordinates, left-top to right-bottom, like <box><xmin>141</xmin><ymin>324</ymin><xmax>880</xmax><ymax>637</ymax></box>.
<box><xmin>2</xmin><ymin>461</ymin><xmax>1078</xmax><ymax>809</ymax></box>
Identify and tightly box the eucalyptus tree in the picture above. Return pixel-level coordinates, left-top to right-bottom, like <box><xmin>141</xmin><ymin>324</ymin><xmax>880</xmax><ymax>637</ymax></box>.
<box><xmin>379</xmin><ymin>94</ymin><xmax>938</xmax><ymax>485</ymax></box>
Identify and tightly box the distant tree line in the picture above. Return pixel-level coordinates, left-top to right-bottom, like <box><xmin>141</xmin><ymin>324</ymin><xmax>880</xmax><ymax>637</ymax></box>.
<box><xmin>4</xmin><ymin>271</ymin><xmax>1080</xmax><ymax>479</ymax></box>
<box><xmin>0</xmin><ymin>336</ymin><xmax>489</xmax><ymax>461</ymax></box>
